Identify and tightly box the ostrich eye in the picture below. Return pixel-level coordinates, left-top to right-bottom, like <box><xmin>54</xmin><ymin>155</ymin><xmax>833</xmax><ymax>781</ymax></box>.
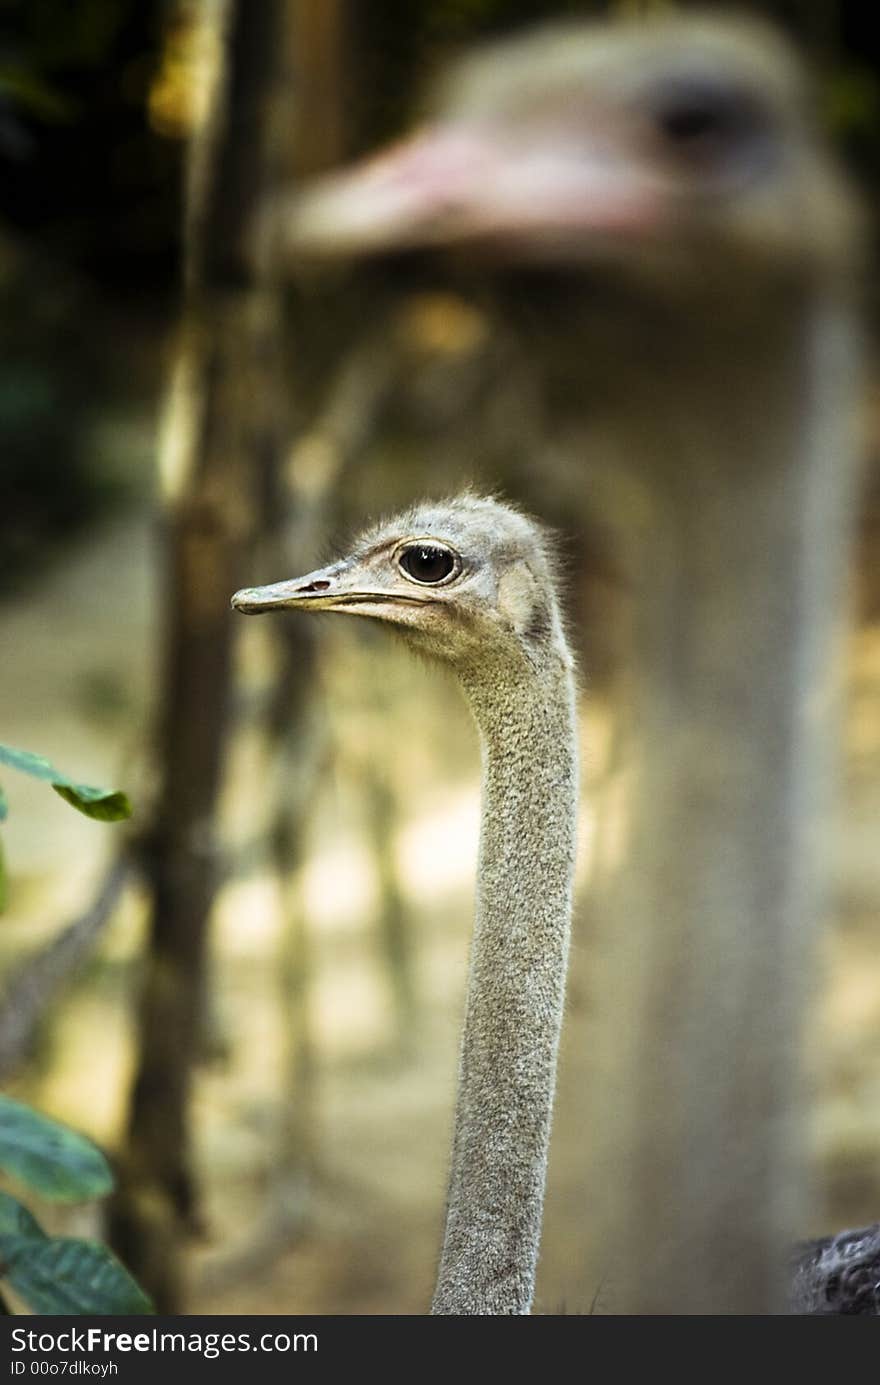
<box><xmin>651</xmin><ymin>77</ymin><xmax>764</xmax><ymax>156</ymax></box>
<box><xmin>660</xmin><ymin>102</ymin><xmax>725</xmax><ymax>143</ymax></box>
<box><xmin>398</xmin><ymin>543</ymin><xmax>458</xmax><ymax>585</ymax></box>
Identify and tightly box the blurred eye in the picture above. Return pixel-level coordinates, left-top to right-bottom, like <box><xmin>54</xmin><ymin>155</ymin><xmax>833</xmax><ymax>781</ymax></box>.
<box><xmin>660</xmin><ymin>102</ymin><xmax>726</xmax><ymax>144</ymax></box>
<box><xmin>398</xmin><ymin>543</ymin><xmax>458</xmax><ymax>585</ymax></box>
<box><xmin>650</xmin><ymin>77</ymin><xmax>765</xmax><ymax>158</ymax></box>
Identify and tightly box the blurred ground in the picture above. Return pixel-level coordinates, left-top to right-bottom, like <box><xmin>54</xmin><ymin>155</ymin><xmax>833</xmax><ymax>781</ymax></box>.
<box><xmin>1</xmin><ymin>501</ymin><xmax>879</xmax><ymax>1314</ymax></box>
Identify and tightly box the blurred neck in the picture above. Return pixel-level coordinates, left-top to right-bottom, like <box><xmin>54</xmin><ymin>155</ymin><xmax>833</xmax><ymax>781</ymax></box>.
<box><xmin>581</xmin><ymin>281</ymin><xmax>863</xmax><ymax>1312</ymax></box>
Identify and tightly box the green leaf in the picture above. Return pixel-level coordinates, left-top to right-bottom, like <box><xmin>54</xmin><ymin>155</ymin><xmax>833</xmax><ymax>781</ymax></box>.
<box><xmin>0</xmin><ymin>1236</ymin><xmax>154</xmax><ymax>1315</ymax></box>
<box><xmin>0</xmin><ymin>744</ymin><xmax>131</xmax><ymax>823</ymax></box>
<box><xmin>0</xmin><ymin>784</ymin><xmax>7</xmax><ymax>822</ymax></box>
<box><xmin>0</xmin><ymin>1195</ymin><xmax>152</xmax><ymax>1317</ymax></box>
<box><xmin>0</xmin><ymin>1191</ymin><xmax>47</xmax><ymax>1243</ymax></box>
<box><xmin>51</xmin><ymin>784</ymin><xmax>132</xmax><ymax>821</ymax></box>
<box><xmin>0</xmin><ymin>1097</ymin><xmax>114</xmax><ymax>1202</ymax></box>
<box><xmin>0</xmin><ymin>744</ymin><xmax>66</xmax><ymax>784</ymax></box>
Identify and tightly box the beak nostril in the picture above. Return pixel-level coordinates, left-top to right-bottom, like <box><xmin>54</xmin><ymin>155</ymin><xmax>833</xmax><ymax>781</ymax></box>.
<box><xmin>298</xmin><ymin>579</ymin><xmax>331</xmax><ymax>593</ymax></box>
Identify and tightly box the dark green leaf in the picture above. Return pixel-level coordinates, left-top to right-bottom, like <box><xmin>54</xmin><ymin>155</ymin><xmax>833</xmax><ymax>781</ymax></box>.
<box><xmin>0</xmin><ymin>784</ymin><xmax>7</xmax><ymax>821</ymax></box>
<box><xmin>0</xmin><ymin>1096</ymin><xmax>114</xmax><ymax>1202</ymax></box>
<box><xmin>0</xmin><ymin>1191</ymin><xmax>47</xmax><ymax>1243</ymax></box>
<box><xmin>52</xmin><ymin>784</ymin><xmax>132</xmax><ymax>822</ymax></box>
<box><xmin>1</xmin><ymin>1236</ymin><xmax>153</xmax><ymax>1315</ymax></box>
<box><xmin>0</xmin><ymin>744</ymin><xmax>131</xmax><ymax>823</ymax></box>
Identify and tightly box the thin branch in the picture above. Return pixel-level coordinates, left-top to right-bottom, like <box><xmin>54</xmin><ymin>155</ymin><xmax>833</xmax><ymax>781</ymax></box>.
<box><xmin>0</xmin><ymin>856</ymin><xmax>130</xmax><ymax>1080</ymax></box>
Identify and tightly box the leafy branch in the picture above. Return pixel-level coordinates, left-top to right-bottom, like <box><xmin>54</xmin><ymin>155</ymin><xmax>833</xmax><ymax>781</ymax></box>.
<box><xmin>0</xmin><ymin>742</ymin><xmax>147</xmax><ymax>1311</ymax></box>
<box><xmin>0</xmin><ymin>741</ymin><xmax>131</xmax><ymax>913</ymax></box>
<box><xmin>0</xmin><ymin>1097</ymin><xmax>152</xmax><ymax>1314</ymax></box>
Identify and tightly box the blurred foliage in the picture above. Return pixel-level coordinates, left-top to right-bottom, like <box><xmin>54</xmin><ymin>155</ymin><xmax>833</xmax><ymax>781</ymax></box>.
<box><xmin>0</xmin><ymin>1222</ymin><xmax>153</xmax><ymax>1315</ymax></box>
<box><xmin>0</xmin><ymin>1100</ymin><xmax>152</xmax><ymax>1314</ymax></box>
<box><xmin>0</xmin><ymin>237</ymin><xmax>132</xmax><ymax>590</ymax></box>
<box><xmin>0</xmin><ymin>0</ymin><xmax>180</xmax><ymax>279</ymax></box>
<box><xmin>0</xmin><ymin>1095</ymin><xmax>113</xmax><ymax>1201</ymax></box>
<box><xmin>0</xmin><ymin>0</ymin><xmax>178</xmax><ymax>590</ymax></box>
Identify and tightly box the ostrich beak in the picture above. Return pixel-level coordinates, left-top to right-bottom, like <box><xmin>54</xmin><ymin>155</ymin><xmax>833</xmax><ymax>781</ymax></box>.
<box><xmin>231</xmin><ymin>561</ymin><xmax>357</xmax><ymax>614</ymax></box>
<box><xmin>284</xmin><ymin>124</ymin><xmax>660</xmax><ymax>259</ymax></box>
<box><xmin>231</xmin><ymin>562</ymin><xmax>431</xmax><ymax>617</ymax></box>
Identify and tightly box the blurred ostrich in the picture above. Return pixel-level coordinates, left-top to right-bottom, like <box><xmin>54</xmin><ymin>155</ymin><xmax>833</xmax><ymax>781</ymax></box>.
<box><xmin>234</xmin><ymin>494</ymin><xmax>578</xmax><ymax>1314</ymax></box>
<box><xmin>276</xmin><ymin>14</ymin><xmax>867</xmax><ymax>1312</ymax></box>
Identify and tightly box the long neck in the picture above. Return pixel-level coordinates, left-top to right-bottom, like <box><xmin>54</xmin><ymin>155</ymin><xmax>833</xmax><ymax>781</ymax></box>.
<box><xmin>587</xmin><ymin>283</ymin><xmax>862</xmax><ymax>1313</ymax></box>
<box><xmin>431</xmin><ymin>649</ymin><xmax>579</xmax><ymax>1315</ymax></box>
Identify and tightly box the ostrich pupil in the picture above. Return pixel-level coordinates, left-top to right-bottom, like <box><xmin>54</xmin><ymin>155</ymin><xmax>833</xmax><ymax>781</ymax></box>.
<box><xmin>653</xmin><ymin>79</ymin><xmax>757</xmax><ymax>149</ymax></box>
<box><xmin>663</xmin><ymin>105</ymin><xmax>718</xmax><ymax>140</ymax></box>
<box><xmin>400</xmin><ymin>545</ymin><xmax>455</xmax><ymax>583</ymax></box>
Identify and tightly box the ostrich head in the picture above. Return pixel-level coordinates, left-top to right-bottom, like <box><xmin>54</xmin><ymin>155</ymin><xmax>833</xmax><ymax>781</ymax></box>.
<box><xmin>285</xmin><ymin>15</ymin><xmax>859</xmax><ymax>288</ymax></box>
<box><xmin>232</xmin><ymin>494</ymin><xmax>569</xmax><ymax>674</ymax></box>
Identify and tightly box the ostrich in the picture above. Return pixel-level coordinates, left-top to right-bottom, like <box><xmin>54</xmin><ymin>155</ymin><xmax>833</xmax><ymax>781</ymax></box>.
<box><xmin>233</xmin><ymin>494</ymin><xmax>577</xmax><ymax>1315</ymax></box>
<box><xmin>270</xmin><ymin>14</ymin><xmax>869</xmax><ymax>1313</ymax></box>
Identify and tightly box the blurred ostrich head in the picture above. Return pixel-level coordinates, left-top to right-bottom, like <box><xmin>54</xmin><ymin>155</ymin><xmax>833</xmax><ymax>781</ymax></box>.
<box><xmin>285</xmin><ymin>15</ymin><xmax>859</xmax><ymax>288</ymax></box>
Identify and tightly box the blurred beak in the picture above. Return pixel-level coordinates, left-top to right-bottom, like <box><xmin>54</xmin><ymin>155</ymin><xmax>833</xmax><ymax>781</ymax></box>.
<box><xmin>285</xmin><ymin>123</ymin><xmax>659</xmax><ymax>259</ymax></box>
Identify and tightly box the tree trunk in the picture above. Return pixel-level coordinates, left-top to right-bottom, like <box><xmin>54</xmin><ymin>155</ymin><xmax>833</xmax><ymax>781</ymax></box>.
<box><xmin>110</xmin><ymin>0</ymin><xmax>294</xmax><ymax>1311</ymax></box>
